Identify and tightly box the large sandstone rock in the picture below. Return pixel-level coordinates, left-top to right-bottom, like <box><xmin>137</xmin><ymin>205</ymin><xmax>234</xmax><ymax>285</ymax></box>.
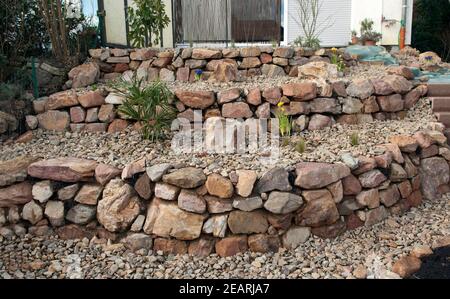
<box><xmin>95</xmin><ymin>164</ymin><xmax>122</xmax><ymax>186</ymax></box>
<box><xmin>248</xmin><ymin>234</ymin><xmax>280</xmax><ymax>253</ymax></box>
<box><xmin>0</xmin><ymin>111</ymin><xmax>18</xmax><ymax>134</ymax></box>
<box><xmin>296</xmin><ymin>190</ymin><xmax>339</xmax><ymax>227</ymax></box>
<box><xmin>282</xmin><ymin>226</ymin><xmax>311</xmax><ymax>249</ymax></box>
<box><xmin>32</xmin><ymin>180</ymin><xmax>54</xmax><ymax>203</ymax></box>
<box><xmin>177</xmin><ymin>189</ymin><xmax>206</xmax><ymax>214</ymax></box>
<box><xmin>215</xmin><ymin>236</ymin><xmax>248</xmax><ymax>257</ymax></box>
<box><xmin>202</xmin><ymin>214</ymin><xmax>228</xmax><ymax>238</ymax></box>
<box><xmin>22</xmin><ymin>200</ymin><xmax>43</xmax><ymax>225</ymax></box>
<box><xmin>358</xmin><ymin>170</ymin><xmax>387</xmax><ymax>188</ymax></box>
<box><xmin>232</xmin><ymin>196</ymin><xmax>263</xmax><ymax>212</ymax></box>
<box><xmin>298</xmin><ymin>61</ymin><xmax>338</xmax><ymax>79</ymax></box>
<box><xmin>0</xmin><ymin>156</ymin><xmax>39</xmax><ymax>187</ymax></box>
<box><xmin>384</xmin><ymin>75</ymin><xmax>413</xmax><ymax>94</ymax></box>
<box><xmin>261</xmin><ymin>64</ymin><xmax>286</xmax><ymax>77</ymax></box>
<box><xmin>228</xmin><ymin>211</ymin><xmax>268</xmax><ymax>234</ymax></box>
<box><xmin>255</xmin><ymin>167</ymin><xmax>292</xmax><ymax>193</ymax></box>
<box><xmin>222</xmin><ymin>102</ymin><xmax>253</xmax><ymax>118</ymax></box>
<box><xmin>205</xmin><ymin>174</ymin><xmax>234</xmax><ymax>199</ymax></box>
<box><xmin>211</xmin><ymin>62</ymin><xmax>238</xmax><ymax>82</ymax></box>
<box><xmin>377</xmin><ymin>94</ymin><xmax>404</xmax><ymax>112</ymax></box>
<box><xmin>175</xmin><ymin>90</ymin><xmax>215</xmax><ymax>109</ymax></box>
<box><xmin>68</xmin><ymin>62</ymin><xmax>99</xmax><ymax>88</ymax></box>
<box><xmin>281</xmin><ymin>82</ymin><xmax>317</xmax><ymax>101</ymax></box>
<box><xmin>192</xmin><ymin>49</ymin><xmax>222</xmax><ymax>59</ymax></box>
<box><xmin>235</xmin><ymin>170</ymin><xmax>257</xmax><ymax>197</ymax></box>
<box><xmin>143</xmin><ymin>198</ymin><xmax>204</xmax><ymax>240</ymax></box>
<box><xmin>153</xmin><ymin>238</ymin><xmax>187</xmax><ymax>255</ymax></box>
<box><xmin>97</xmin><ymin>179</ymin><xmax>140</xmax><ymax>232</ymax></box>
<box><xmin>46</xmin><ymin>90</ymin><xmax>79</xmax><ymax>110</ymax></box>
<box><xmin>122</xmin><ymin>233</ymin><xmax>153</xmax><ymax>252</ymax></box>
<box><xmin>44</xmin><ymin>200</ymin><xmax>64</xmax><ymax>227</ymax></box>
<box><xmin>37</xmin><ymin>110</ymin><xmax>70</xmax><ymax>131</ymax></box>
<box><xmin>205</xmin><ymin>196</ymin><xmax>233</xmax><ymax>214</ymax></box>
<box><xmin>162</xmin><ymin>167</ymin><xmax>206</xmax><ymax>189</ymax></box>
<box><xmin>0</xmin><ymin>182</ymin><xmax>33</xmax><ymax>208</ymax></box>
<box><xmin>121</xmin><ymin>158</ymin><xmax>146</xmax><ymax>180</ymax></box>
<box><xmin>28</xmin><ymin>158</ymin><xmax>97</xmax><ymax>183</ymax></box>
<box><xmin>310</xmin><ymin>98</ymin><xmax>341</xmax><ymax>114</ymax></box>
<box><xmin>308</xmin><ymin>114</ymin><xmax>333</xmax><ymax>130</ymax></box>
<box><xmin>77</xmin><ymin>91</ymin><xmax>105</xmax><ymax>108</ymax></box>
<box><xmin>420</xmin><ymin>157</ymin><xmax>450</xmax><ymax>200</ymax></box>
<box><xmin>74</xmin><ymin>183</ymin><xmax>103</xmax><ymax>205</ymax></box>
<box><xmin>264</xmin><ymin>192</ymin><xmax>303</xmax><ymax>214</ymax></box>
<box><xmin>346</xmin><ymin>79</ymin><xmax>374</xmax><ymax>99</ymax></box>
<box><xmin>295</xmin><ymin>162</ymin><xmax>350</xmax><ymax>189</ymax></box>
<box><xmin>66</xmin><ymin>204</ymin><xmax>96</xmax><ymax>225</ymax></box>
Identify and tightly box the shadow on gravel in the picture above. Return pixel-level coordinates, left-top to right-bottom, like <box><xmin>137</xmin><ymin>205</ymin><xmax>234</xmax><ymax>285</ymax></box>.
<box><xmin>410</xmin><ymin>247</ymin><xmax>450</xmax><ymax>279</ymax></box>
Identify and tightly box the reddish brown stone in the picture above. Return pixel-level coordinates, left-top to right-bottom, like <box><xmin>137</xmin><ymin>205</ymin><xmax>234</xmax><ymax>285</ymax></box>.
<box><xmin>215</xmin><ymin>235</ymin><xmax>248</xmax><ymax>257</ymax></box>
<box><xmin>397</xmin><ymin>180</ymin><xmax>413</xmax><ymax>198</ymax></box>
<box><xmin>217</xmin><ymin>88</ymin><xmax>240</xmax><ymax>104</ymax></box>
<box><xmin>282</xmin><ymin>82</ymin><xmax>317</xmax><ymax>101</ymax></box>
<box><xmin>152</xmin><ymin>57</ymin><xmax>172</xmax><ymax>68</ymax></box>
<box><xmin>175</xmin><ymin>90</ymin><xmax>215</xmax><ymax>109</ymax></box>
<box><xmin>260</xmin><ymin>53</ymin><xmax>273</xmax><ymax>64</ymax></box>
<box><xmin>240</xmin><ymin>57</ymin><xmax>261</xmax><ymax>69</ymax></box>
<box><xmin>15</xmin><ymin>131</ymin><xmax>33</xmax><ymax>144</ymax></box>
<box><xmin>392</xmin><ymin>255</ymin><xmax>422</xmax><ymax>278</ymax></box>
<box><xmin>247</xmin><ymin>88</ymin><xmax>262</xmax><ymax>106</ymax></box>
<box><xmin>262</xmin><ymin>87</ymin><xmax>282</xmax><ymax>104</ymax></box>
<box><xmin>37</xmin><ymin>110</ymin><xmax>70</xmax><ymax>131</ymax></box>
<box><xmin>70</xmin><ymin>106</ymin><xmax>86</xmax><ymax>123</ymax></box>
<box><xmin>135</xmin><ymin>173</ymin><xmax>153</xmax><ymax>200</ymax></box>
<box><xmin>78</xmin><ymin>91</ymin><xmax>105</xmax><ymax>108</ymax></box>
<box><xmin>0</xmin><ymin>181</ymin><xmax>33</xmax><ymax>208</ymax></box>
<box><xmin>353</xmin><ymin>157</ymin><xmax>377</xmax><ymax>175</ymax></box>
<box><xmin>296</xmin><ymin>191</ymin><xmax>339</xmax><ymax>227</ymax></box>
<box><xmin>28</xmin><ymin>158</ymin><xmax>97</xmax><ymax>183</ymax></box>
<box><xmin>389</xmin><ymin>135</ymin><xmax>418</xmax><ymax>153</ymax></box>
<box><xmin>56</xmin><ymin>224</ymin><xmax>95</xmax><ymax>240</ymax></box>
<box><xmin>248</xmin><ymin>234</ymin><xmax>280</xmax><ymax>253</ymax></box>
<box><xmin>311</xmin><ymin>221</ymin><xmax>346</xmax><ymax>238</ymax></box>
<box><xmin>345</xmin><ymin>214</ymin><xmax>364</xmax><ymax>230</ymax></box>
<box><xmin>267</xmin><ymin>213</ymin><xmax>293</xmax><ymax>230</ymax></box>
<box><xmin>406</xmin><ymin>190</ymin><xmax>423</xmax><ymax>207</ymax></box>
<box><xmin>107</xmin><ymin>119</ymin><xmax>129</xmax><ymax>133</ymax></box>
<box><xmin>176</xmin><ymin>67</ymin><xmax>190</xmax><ymax>82</ymax></box>
<box><xmin>95</xmin><ymin>163</ymin><xmax>122</xmax><ymax>185</ymax></box>
<box><xmin>153</xmin><ymin>238</ymin><xmax>188</xmax><ymax>255</ymax></box>
<box><xmin>46</xmin><ymin>90</ymin><xmax>79</xmax><ymax>110</ymax></box>
<box><xmin>188</xmin><ymin>237</ymin><xmax>215</xmax><ymax>257</ymax></box>
<box><xmin>222</xmin><ymin>102</ymin><xmax>253</xmax><ymax>118</ymax></box>
<box><xmin>98</xmin><ymin>104</ymin><xmax>115</xmax><ymax>123</ymax></box>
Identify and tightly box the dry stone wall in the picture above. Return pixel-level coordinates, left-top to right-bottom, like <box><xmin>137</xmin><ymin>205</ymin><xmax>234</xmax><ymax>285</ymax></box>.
<box><xmin>84</xmin><ymin>47</ymin><xmax>357</xmax><ymax>85</ymax></box>
<box><xmin>1</xmin><ymin>129</ymin><xmax>449</xmax><ymax>256</ymax></box>
<box><xmin>28</xmin><ymin>74</ymin><xmax>428</xmax><ymax>134</ymax></box>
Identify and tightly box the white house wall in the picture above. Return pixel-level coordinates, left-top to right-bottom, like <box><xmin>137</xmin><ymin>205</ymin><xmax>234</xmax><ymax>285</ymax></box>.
<box><xmin>286</xmin><ymin>0</ymin><xmax>352</xmax><ymax>47</ymax></box>
<box><xmin>351</xmin><ymin>0</ymin><xmax>413</xmax><ymax>45</ymax></box>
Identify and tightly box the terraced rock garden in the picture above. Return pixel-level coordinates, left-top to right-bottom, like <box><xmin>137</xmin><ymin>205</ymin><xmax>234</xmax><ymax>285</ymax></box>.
<box><xmin>1</xmin><ymin>45</ymin><xmax>449</xmax><ymax>279</ymax></box>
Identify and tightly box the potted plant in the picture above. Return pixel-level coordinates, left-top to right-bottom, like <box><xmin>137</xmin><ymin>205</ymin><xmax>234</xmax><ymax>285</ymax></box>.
<box><xmin>351</xmin><ymin>30</ymin><xmax>359</xmax><ymax>45</ymax></box>
<box><xmin>360</xmin><ymin>18</ymin><xmax>382</xmax><ymax>46</ymax></box>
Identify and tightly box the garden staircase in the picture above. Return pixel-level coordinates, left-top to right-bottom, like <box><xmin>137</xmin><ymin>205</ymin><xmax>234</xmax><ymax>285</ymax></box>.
<box><xmin>430</xmin><ymin>84</ymin><xmax>450</xmax><ymax>142</ymax></box>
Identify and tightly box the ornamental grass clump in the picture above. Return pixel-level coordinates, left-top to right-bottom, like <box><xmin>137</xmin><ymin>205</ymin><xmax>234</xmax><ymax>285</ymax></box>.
<box><xmin>295</xmin><ymin>138</ymin><xmax>307</xmax><ymax>153</ymax></box>
<box><xmin>112</xmin><ymin>74</ymin><xmax>176</xmax><ymax>141</ymax></box>
<box><xmin>350</xmin><ymin>131</ymin><xmax>359</xmax><ymax>146</ymax></box>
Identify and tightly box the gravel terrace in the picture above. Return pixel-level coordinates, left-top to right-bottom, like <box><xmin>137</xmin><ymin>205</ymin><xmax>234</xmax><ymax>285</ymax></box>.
<box><xmin>0</xmin><ymin>193</ymin><xmax>448</xmax><ymax>279</ymax></box>
<box><xmin>0</xmin><ymin>98</ymin><xmax>436</xmax><ymax>175</ymax></box>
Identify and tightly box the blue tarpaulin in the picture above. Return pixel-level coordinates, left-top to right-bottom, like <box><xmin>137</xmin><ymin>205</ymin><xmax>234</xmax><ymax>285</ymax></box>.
<box><xmin>345</xmin><ymin>45</ymin><xmax>398</xmax><ymax>65</ymax></box>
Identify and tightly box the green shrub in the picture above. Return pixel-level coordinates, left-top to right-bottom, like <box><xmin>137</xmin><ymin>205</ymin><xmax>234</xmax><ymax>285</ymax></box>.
<box><xmin>112</xmin><ymin>75</ymin><xmax>176</xmax><ymax>141</ymax></box>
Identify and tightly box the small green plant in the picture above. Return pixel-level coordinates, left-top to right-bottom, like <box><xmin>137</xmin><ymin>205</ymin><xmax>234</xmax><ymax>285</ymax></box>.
<box><xmin>275</xmin><ymin>102</ymin><xmax>292</xmax><ymax>138</ymax></box>
<box><xmin>360</xmin><ymin>18</ymin><xmax>382</xmax><ymax>44</ymax></box>
<box><xmin>282</xmin><ymin>138</ymin><xmax>290</xmax><ymax>147</ymax></box>
<box><xmin>330</xmin><ymin>48</ymin><xmax>346</xmax><ymax>72</ymax></box>
<box><xmin>350</xmin><ymin>132</ymin><xmax>359</xmax><ymax>146</ymax></box>
<box><xmin>112</xmin><ymin>74</ymin><xmax>176</xmax><ymax>141</ymax></box>
<box><xmin>292</xmin><ymin>36</ymin><xmax>321</xmax><ymax>49</ymax></box>
<box><xmin>230</xmin><ymin>40</ymin><xmax>236</xmax><ymax>48</ymax></box>
<box><xmin>91</xmin><ymin>84</ymin><xmax>98</xmax><ymax>91</ymax></box>
<box><xmin>194</xmin><ymin>69</ymin><xmax>203</xmax><ymax>81</ymax></box>
<box><xmin>271</xmin><ymin>39</ymin><xmax>278</xmax><ymax>48</ymax></box>
<box><xmin>295</xmin><ymin>138</ymin><xmax>307</xmax><ymax>153</ymax></box>
<box><xmin>189</xmin><ymin>39</ymin><xmax>194</xmax><ymax>48</ymax></box>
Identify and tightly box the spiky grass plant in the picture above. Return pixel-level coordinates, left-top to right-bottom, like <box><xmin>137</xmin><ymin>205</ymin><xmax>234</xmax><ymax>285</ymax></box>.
<box><xmin>295</xmin><ymin>138</ymin><xmax>307</xmax><ymax>153</ymax></box>
<box><xmin>112</xmin><ymin>74</ymin><xmax>176</xmax><ymax>141</ymax></box>
<box><xmin>350</xmin><ymin>131</ymin><xmax>359</xmax><ymax>146</ymax></box>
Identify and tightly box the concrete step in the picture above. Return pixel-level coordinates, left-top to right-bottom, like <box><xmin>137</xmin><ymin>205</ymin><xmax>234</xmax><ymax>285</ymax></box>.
<box><xmin>431</xmin><ymin>97</ymin><xmax>450</xmax><ymax>112</ymax></box>
<box><xmin>435</xmin><ymin>112</ymin><xmax>450</xmax><ymax>127</ymax></box>
<box><xmin>427</xmin><ymin>84</ymin><xmax>450</xmax><ymax>97</ymax></box>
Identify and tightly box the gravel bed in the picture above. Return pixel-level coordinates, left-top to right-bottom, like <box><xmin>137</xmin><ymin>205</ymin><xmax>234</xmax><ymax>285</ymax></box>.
<box><xmin>0</xmin><ymin>193</ymin><xmax>448</xmax><ymax>279</ymax></box>
<box><xmin>0</xmin><ymin>98</ymin><xmax>436</xmax><ymax>175</ymax></box>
